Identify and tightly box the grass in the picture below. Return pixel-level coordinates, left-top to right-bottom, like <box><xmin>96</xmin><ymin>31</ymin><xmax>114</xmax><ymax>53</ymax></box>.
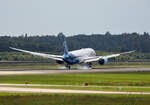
<box><xmin>0</xmin><ymin>93</ymin><xmax>150</xmax><ymax>105</ymax></box>
<box><xmin>0</xmin><ymin>64</ymin><xmax>59</xmax><ymax>69</ymax></box>
<box><xmin>0</xmin><ymin>65</ymin><xmax>150</xmax><ymax>104</ymax></box>
<box><xmin>1</xmin><ymin>64</ymin><xmax>150</xmax><ymax>105</ymax></box>
<box><xmin>0</xmin><ymin>72</ymin><xmax>150</xmax><ymax>86</ymax></box>
<box><xmin>94</xmin><ymin>64</ymin><xmax>150</xmax><ymax>68</ymax></box>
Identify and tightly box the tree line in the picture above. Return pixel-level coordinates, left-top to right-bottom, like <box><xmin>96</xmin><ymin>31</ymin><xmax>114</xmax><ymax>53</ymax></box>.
<box><xmin>0</xmin><ymin>32</ymin><xmax>150</xmax><ymax>53</ymax></box>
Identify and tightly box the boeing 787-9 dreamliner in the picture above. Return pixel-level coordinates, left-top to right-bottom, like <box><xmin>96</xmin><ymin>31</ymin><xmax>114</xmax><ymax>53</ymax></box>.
<box><xmin>10</xmin><ymin>37</ymin><xmax>135</xmax><ymax>69</ymax></box>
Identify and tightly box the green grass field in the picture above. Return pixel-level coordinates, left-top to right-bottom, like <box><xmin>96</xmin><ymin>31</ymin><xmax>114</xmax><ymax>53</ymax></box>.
<box><xmin>0</xmin><ymin>93</ymin><xmax>150</xmax><ymax>105</ymax></box>
<box><xmin>0</xmin><ymin>64</ymin><xmax>59</xmax><ymax>69</ymax></box>
<box><xmin>1</xmin><ymin>64</ymin><xmax>150</xmax><ymax>105</ymax></box>
<box><xmin>0</xmin><ymin>72</ymin><xmax>150</xmax><ymax>86</ymax></box>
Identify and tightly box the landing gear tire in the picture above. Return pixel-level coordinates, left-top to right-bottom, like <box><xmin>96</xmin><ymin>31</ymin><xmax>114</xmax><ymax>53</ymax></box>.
<box><xmin>89</xmin><ymin>65</ymin><xmax>92</xmax><ymax>68</ymax></box>
<box><xmin>66</xmin><ymin>65</ymin><xmax>71</xmax><ymax>70</ymax></box>
<box><xmin>88</xmin><ymin>65</ymin><xmax>92</xmax><ymax>69</ymax></box>
<box><xmin>87</xmin><ymin>62</ymin><xmax>92</xmax><ymax>69</ymax></box>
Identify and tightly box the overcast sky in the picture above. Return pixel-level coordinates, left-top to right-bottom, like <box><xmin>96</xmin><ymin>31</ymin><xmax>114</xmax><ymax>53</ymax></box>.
<box><xmin>0</xmin><ymin>0</ymin><xmax>150</xmax><ymax>36</ymax></box>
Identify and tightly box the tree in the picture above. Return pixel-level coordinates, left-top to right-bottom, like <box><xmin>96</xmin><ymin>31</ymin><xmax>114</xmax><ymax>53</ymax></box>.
<box><xmin>105</xmin><ymin>31</ymin><xmax>111</xmax><ymax>36</ymax></box>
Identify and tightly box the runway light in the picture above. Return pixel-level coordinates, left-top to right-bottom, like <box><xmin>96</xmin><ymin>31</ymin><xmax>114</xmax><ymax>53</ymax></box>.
<box><xmin>118</xmin><ymin>87</ymin><xmax>122</xmax><ymax>91</ymax></box>
<box><xmin>83</xmin><ymin>82</ymin><xmax>88</xmax><ymax>86</ymax></box>
<box><xmin>25</xmin><ymin>81</ymin><xmax>30</xmax><ymax>86</ymax></box>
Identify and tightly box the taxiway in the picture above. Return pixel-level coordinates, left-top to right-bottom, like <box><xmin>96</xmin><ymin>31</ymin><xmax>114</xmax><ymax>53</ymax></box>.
<box><xmin>0</xmin><ymin>86</ymin><xmax>150</xmax><ymax>95</ymax></box>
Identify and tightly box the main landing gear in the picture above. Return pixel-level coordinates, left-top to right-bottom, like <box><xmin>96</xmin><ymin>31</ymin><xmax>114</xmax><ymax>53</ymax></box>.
<box><xmin>87</xmin><ymin>62</ymin><xmax>92</xmax><ymax>69</ymax></box>
<box><xmin>66</xmin><ymin>65</ymin><xmax>71</xmax><ymax>70</ymax></box>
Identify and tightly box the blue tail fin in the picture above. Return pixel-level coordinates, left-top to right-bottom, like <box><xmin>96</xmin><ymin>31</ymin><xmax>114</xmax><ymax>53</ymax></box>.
<box><xmin>63</xmin><ymin>37</ymin><xmax>69</xmax><ymax>55</ymax></box>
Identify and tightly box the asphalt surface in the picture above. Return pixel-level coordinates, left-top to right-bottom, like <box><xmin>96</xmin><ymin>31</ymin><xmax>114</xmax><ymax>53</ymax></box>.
<box><xmin>0</xmin><ymin>67</ymin><xmax>150</xmax><ymax>75</ymax></box>
<box><xmin>0</xmin><ymin>86</ymin><xmax>150</xmax><ymax>95</ymax></box>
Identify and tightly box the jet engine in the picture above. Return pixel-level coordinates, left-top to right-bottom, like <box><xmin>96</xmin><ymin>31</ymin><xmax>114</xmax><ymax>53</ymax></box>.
<box><xmin>56</xmin><ymin>60</ymin><xmax>64</xmax><ymax>64</ymax></box>
<box><xmin>98</xmin><ymin>58</ymin><xmax>108</xmax><ymax>65</ymax></box>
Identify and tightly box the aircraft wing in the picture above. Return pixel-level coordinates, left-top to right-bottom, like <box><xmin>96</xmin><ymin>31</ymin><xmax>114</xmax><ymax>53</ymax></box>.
<box><xmin>83</xmin><ymin>50</ymin><xmax>135</xmax><ymax>63</ymax></box>
<box><xmin>9</xmin><ymin>47</ymin><xmax>63</xmax><ymax>61</ymax></box>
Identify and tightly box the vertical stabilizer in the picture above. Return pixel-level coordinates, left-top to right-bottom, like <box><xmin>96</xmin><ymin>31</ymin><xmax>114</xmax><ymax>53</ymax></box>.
<box><xmin>57</xmin><ymin>32</ymin><xmax>69</xmax><ymax>55</ymax></box>
<box><xmin>63</xmin><ymin>38</ymin><xmax>69</xmax><ymax>55</ymax></box>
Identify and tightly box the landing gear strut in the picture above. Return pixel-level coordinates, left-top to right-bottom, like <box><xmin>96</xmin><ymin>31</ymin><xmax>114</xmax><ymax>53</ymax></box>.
<box><xmin>87</xmin><ymin>62</ymin><xmax>92</xmax><ymax>69</ymax></box>
<box><xmin>66</xmin><ymin>65</ymin><xmax>71</xmax><ymax>70</ymax></box>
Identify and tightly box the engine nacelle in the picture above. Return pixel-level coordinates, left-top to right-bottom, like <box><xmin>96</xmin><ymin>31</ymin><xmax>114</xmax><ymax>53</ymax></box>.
<box><xmin>98</xmin><ymin>58</ymin><xmax>108</xmax><ymax>65</ymax></box>
<box><xmin>56</xmin><ymin>60</ymin><xmax>64</xmax><ymax>64</ymax></box>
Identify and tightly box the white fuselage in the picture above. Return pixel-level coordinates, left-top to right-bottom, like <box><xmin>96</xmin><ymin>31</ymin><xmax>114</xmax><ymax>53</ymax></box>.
<box><xmin>69</xmin><ymin>48</ymin><xmax>96</xmax><ymax>58</ymax></box>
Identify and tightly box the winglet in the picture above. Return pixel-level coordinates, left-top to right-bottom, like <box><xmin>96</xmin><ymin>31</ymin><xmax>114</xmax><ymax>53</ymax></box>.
<box><xmin>9</xmin><ymin>47</ymin><xmax>23</xmax><ymax>52</ymax></box>
<box><xmin>9</xmin><ymin>47</ymin><xmax>28</xmax><ymax>52</ymax></box>
<box><xmin>9</xmin><ymin>47</ymin><xmax>17</xmax><ymax>51</ymax></box>
<box><xmin>119</xmin><ymin>50</ymin><xmax>136</xmax><ymax>55</ymax></box>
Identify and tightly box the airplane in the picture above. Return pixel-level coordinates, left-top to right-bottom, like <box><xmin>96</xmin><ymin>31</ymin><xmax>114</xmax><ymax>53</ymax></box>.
<box><xmin>10</xmin><ymin>37</ymin><xmax>135</xmax><ymax>69</ymax></box>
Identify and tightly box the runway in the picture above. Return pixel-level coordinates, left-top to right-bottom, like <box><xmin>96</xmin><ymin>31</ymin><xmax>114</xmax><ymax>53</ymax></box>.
<box><xmin>0</xmin><ymin>86</ymin><xmax>150</xmax><ymax>95</ymax></box>
<box><xmin>0</xmin><ymin>67</ymin><xmax>150</xmax><ymax>75</ymax></box>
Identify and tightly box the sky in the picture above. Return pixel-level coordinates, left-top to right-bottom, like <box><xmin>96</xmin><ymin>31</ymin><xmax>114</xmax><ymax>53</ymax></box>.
<box><xmin>0</xmin><ymin>0</ymin><xmax>150</xmax><ymax>36</ymax></box>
